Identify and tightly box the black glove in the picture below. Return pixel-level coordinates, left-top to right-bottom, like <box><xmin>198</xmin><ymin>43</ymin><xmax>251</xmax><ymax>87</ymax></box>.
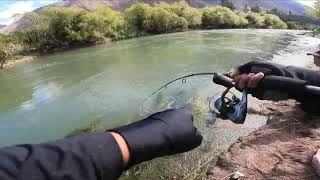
<box><xmin>110</xmin><ymin>108</ymin><xmax>202</xmax><ymax>168</ymax></box>
<box><xmin>237</xmin><ymin>61</ymin><xmax>320</xmax><ymax>114</ymax></box>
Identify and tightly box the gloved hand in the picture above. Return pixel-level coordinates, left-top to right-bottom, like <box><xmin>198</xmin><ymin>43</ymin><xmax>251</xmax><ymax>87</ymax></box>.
<box><xmin>110</xmin><ymin>108</ymin><xmax>202</xmax><ymax>168</ymax></box>
<box><xmin>232</xmin><ymin>61</ymin><xmax>320</xmax><ymax>114</ymax></box>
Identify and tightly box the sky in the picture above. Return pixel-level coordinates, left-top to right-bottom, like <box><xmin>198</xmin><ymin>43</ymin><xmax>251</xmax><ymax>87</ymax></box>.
<box><xmin>297</xmin><ymin>0</ymin><xmax>318</xmax><ymax>7</ymax></box>
<box><xmin>0</xmin><ymin>0</ymin><xmax>60</xmax><ymax>25</ymax></box>
<box><xmin>0</xmin><ymin>0</ymin><xmax>318</xmax><ymax>25</ymax></box>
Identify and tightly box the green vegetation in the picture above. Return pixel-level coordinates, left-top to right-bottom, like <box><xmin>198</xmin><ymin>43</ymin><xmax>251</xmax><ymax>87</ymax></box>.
<box><xmin>125</xmin><ymin>1</ymin><xmax>201</xmax><ymax>33</ymax></box>
<box><xmin>266</xmin><ymin>7</ymin><xmax>320</xmax><ymax>31</ymax></box>
<box><xmin>0</xmin><ymin>34</ymin><xmax>24</xmax><ymax>68</ymax></box>
<box><xmin>202</xmin><ymin>6</ymin><xmax>243</xmax><ymax>28</ymax></box>
<box><xmin>0</xmin><ymin>1</ymin><xmax>295</xmax><ymax>68</ymax></box>
<box><xmin>202</xmin><ymin>7</ymin><xmax>287</xmax><ymax>29</ymax></box>
<box><xmin>305</xmin><ymin>1</ymin><xmax>320</xmax><ymax>36</ymax></box>
<box><xmin>16</xmin><ymin>7</ymin><xmax>131</xmax><ymax>51</ymax></box>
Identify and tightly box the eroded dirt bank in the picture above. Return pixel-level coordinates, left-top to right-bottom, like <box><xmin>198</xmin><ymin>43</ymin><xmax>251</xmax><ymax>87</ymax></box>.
<box><xmin>205</xmin><ymin>100</ymin><xmax>320</xmax><ymax>180</ymax></box>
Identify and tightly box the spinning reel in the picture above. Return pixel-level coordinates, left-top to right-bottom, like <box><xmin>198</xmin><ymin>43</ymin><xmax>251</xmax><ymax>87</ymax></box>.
<box><xmin>211</xmin><ymin>73</ymin><xmax>247</xmax><ymax>124</ymax></box>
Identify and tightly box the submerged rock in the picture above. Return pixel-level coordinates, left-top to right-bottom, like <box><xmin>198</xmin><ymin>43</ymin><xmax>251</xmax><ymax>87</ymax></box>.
<box><xmin>66</xmin><ymin>118</ymin><xmax>102</xmax><ymax>137</ymax></box>
<box><xmin>231</xmin><ymin>171</ymin><xmax>244</xmax><ymax>180</ymax></box>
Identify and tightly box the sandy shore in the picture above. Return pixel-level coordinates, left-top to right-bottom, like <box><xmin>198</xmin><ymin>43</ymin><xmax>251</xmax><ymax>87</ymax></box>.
<box><xmin>204</xmin><ymin>100</ymin><xmax>320</xmax><ymax>179</ymax></box>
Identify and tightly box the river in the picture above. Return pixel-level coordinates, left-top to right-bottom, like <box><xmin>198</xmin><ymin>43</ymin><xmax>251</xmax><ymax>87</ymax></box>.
<box><xmin>0</xmin><ymin>29</ymin><xmax>318</xmax><ymax>179</ymax></box>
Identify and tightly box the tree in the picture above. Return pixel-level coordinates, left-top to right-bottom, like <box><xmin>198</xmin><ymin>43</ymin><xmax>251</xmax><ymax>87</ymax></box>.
<box><xmin>125</xmin><ymin>3</ymin><xmax>152</xmax><ymax>31</ymax></box>
<box><xmin>245</xmin><ymin>12</ymin><xmax>265</xmax><ymax>28</ymax></box>
<box><xmin>261</xmin><ymin>13</ymin><xmax>288</xmax><ymax>29</ymax></box>
<box><xmin>156</xmin><ymin>1</ymin><xmax>201</xmax><ymax>28</ymax></box>
<box><xmin>307</xmin><ymin>1</ymin><xmax>320</xmax><ymax>20</ymax></box>
<box><xmin>80</xmin><ymin>7</ymin><xmax>128</xmax><ymax>41</ymax></box>
<box><xmin>143</xmin><ymin>7</ymin><xmax>187</xmax><ymax>33</ymax></box>
<box><xmin>202</xmin><ymin>6</ymin><xmax>242</xmax><ymax>29</ymax></box>
<box><xmin>250</xmin><ymin>3</ymin><xmax>261</xmax><ymax>13</ymax></box>
<box><xmin>219</xmin><ymin>0</ymin><xmax>235</xmax><ymax>11</ymax></box>
<box><xmin>243</xmin><ymin>3</ymin><xmax>249</xmax><ymax>12</ymax></box>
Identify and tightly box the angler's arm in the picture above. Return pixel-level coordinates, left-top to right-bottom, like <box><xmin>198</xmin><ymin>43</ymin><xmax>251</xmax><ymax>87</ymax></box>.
<box><xmin>232</xmin><ymin>61</ymin><xmax>320</xmax><ymax>114</ymax></box>
<box><xmin>0</xmin><ymin>109</ymin><xmax>202</xmax><ymax>180</ymax></box>
<box><xmin>237</xmin><ymin>61</ymin><xmax>320</xmax><ymax>86</ymax></box>
<box><xmin>0</xmin><ymin>132</ymin><xmax>126</xmax><ymax>180</ymax></box>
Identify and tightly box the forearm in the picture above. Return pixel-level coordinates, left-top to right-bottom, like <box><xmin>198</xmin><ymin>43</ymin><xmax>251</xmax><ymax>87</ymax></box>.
<box><xmin>239</xmin><ymin>61</ymin><xmax>320</xmax><ymax>86</ymax></box>
<box><xmin>0</xmin><ymin>109</ymin><xmax>202</xmax><ymax>180</ymax></box>
<box><xmin>0</xmin><ymin>132</ymin><xmax>126</xmax><ymax>180</ymax></box>
<box><xmin>237</xmin><ymin>61</ymin><xmax>320</xmax><ymax>114</ymax></box>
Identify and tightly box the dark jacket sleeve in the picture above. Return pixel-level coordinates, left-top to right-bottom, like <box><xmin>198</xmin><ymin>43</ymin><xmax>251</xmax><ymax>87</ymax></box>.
<box><xmin>239</xmin><ymin>61</ymin><xmax>320</xmax><ymax>114</ymax></box>
<box><xmin>0</xmin><ymin>132</ymin><xmax>125</xmax><ymax>180</ymax></box>
<box><xmin>239</xmin><ymin>61</ymin><xmax>320</xmax><ymax>86</ymax></box>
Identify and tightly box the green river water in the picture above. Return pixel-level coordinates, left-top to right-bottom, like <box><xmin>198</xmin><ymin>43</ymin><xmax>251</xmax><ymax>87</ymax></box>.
<box><xmin>0</xmin><ymin>29</ymin><xmax>318</xmax><ymax>179</ymax></box>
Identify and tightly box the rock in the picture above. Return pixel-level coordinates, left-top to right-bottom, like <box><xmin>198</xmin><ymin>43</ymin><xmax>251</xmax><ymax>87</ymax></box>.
<box><xmin>312</xmin><ymin>149</ymin><xmax>320</xmax><ymax>176</ymax></box>
<box><xmin>230</xmin><ymin>171</ymin><xmax>244</xmax><ymax>180</ymax></box>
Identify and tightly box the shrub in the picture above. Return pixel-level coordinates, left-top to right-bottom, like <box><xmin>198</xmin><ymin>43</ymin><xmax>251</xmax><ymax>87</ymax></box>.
<box><xmin>42</xmin><ymin>7</ymin><xmax>86</xmax><ymax>45</ymax></box>
<box><xmin>245</xmin><ymin>12</ymin><xmax>265</xmax><ymax>28</ymax></box>
<box><xmin>202</xmin><ymin>6</ymin><xmax>242</xmax><ymax>29</ymax></box>
<box><xmin>156</xmin><ymin>1</ymin><xmax>202</xmax><ymax>28</ymax></box>
<box><xmin>126</xmin><ymin>3</ymin><xmax>188</xmax><ymax>33</ymax></box>
<box><xmin>237</xmin><ymin>12</ymin><xmax>249</xmax><ymax>28</ymax></box>
<box><xmin>261</xmin><ymin>13</ymin><xmax>287</xmax><ymax>29</ymax></box>
<box><xmin>125</xmin><ymin>3</ymin><xmax>152</xmax><ymax>31</ymax></box>
<box><xmin>18</xmin><ymin>7</ymin><xmax>134</xmax><ymax>51</ymax></box>
<box><xmin>143</xmin><ymin>7</ymin><xmax>188</xmax><ymax>33</ymax></box>
<box><xmin>80</xmin><ymin>7</ymin><xmax>128</xmax><ymax>41</ymax></box>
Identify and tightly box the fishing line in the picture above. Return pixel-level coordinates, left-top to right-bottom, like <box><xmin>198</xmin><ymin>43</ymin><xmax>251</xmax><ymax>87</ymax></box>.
<box><xmin>148</xmin><ymin>73</ymin><xmax>217</xmax><ymax>99</ymax></box>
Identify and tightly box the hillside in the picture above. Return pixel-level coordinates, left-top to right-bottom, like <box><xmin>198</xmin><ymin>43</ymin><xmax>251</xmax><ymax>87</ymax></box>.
<box><xmin>202</xmin><ymin>0</ymin><xmax>307</xmax><ymax>14</ymax></box>
<box><xmin>0</xmin><ymin>0</ymin><xmax>311</xmax><ymax>34</ymax></box>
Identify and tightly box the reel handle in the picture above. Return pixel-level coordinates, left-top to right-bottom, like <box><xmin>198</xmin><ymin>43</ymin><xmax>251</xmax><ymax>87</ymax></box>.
<box><xmin>212</xmin><ymin>73</ymin><xmax>234</xmax><ymax>88</ymax></box>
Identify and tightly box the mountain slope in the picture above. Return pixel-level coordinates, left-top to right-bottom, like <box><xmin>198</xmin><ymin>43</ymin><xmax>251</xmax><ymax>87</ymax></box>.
<box><xmin>202</xmin><ymin>0</ymin><xmax>307</xmax><ymax>14</ymax></box>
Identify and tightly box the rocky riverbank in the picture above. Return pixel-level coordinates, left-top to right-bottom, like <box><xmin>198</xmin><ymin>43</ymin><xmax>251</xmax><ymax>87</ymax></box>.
<box><xmin>205</xmin><ymin>100</ymin><xmax>320</xmax><ymax>180</ymax></box>
<box><xmin>1</xmin><ymin>55</ymin><xmax>35</xmax><ymax>68</ymax></box>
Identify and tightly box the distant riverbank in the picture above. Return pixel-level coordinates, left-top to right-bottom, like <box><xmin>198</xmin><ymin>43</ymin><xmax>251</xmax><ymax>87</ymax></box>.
<box><xmin>0</xmin><ymin>1</ymin><xmax>302</xmax><ymax>69</ymax></box>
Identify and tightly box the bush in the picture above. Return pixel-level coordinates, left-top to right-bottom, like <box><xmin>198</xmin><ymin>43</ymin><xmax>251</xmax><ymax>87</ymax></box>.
<box><xmin>80</xmin><ymin>7</ymin><xmax>129</xmax><ymax>41</ymax></box>
<box><xmin>143</xmin><ymin>7</ymin><xmax>188</xmax><ymax>33</ymax></box>
<box><xmin>43</xmin><ymin>7</ymin><xmax>86</xmax><ymax>45</ymax></box>
<box><xmin>245</xmin><ymin>12</ymin><xmax>265</xmax><ymax>28</ymax></box>
<box><xmin>126</xmin><ymin>3</ymin><xmax>188</xmax><ymax>33</ymax></box>
<box><xmin>125</xmin><ymin>3</ymin><xmax>152</xmax><ymax>31</ymax></box>
<box><xmin>156</xmin><ymin>1</ymin><xmax>202</xmax><ymax>28</ymax></box>
<box><xmin>237</xmin><ymin>12</ymin><xmax>249</xmax><ymax>28</ymax></box>
<box><xmin>17</xmin><ymin>7</ymin><xmax>135</xmax><ymax>51</ymax></box>
<box><xmin>261</xmin><ymin>13</ymin><xmax>287</xmax><ymax>29</ymax></box>
<box><xmin>202</xmin><ymin>6</ymin><xmax>242</xmax><ymax>29</ymax></box>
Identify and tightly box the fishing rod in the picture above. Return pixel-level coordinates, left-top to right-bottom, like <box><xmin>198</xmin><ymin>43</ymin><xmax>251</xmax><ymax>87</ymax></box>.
<box><xmin>148</xmin><ymin>72</ymin><xmax>320</xmax><ymax>124</ymax></box>
<box><xmin>149</xmin><ymin>73</ymin><xmax>217</xmax><ymax>97</ymax></box>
